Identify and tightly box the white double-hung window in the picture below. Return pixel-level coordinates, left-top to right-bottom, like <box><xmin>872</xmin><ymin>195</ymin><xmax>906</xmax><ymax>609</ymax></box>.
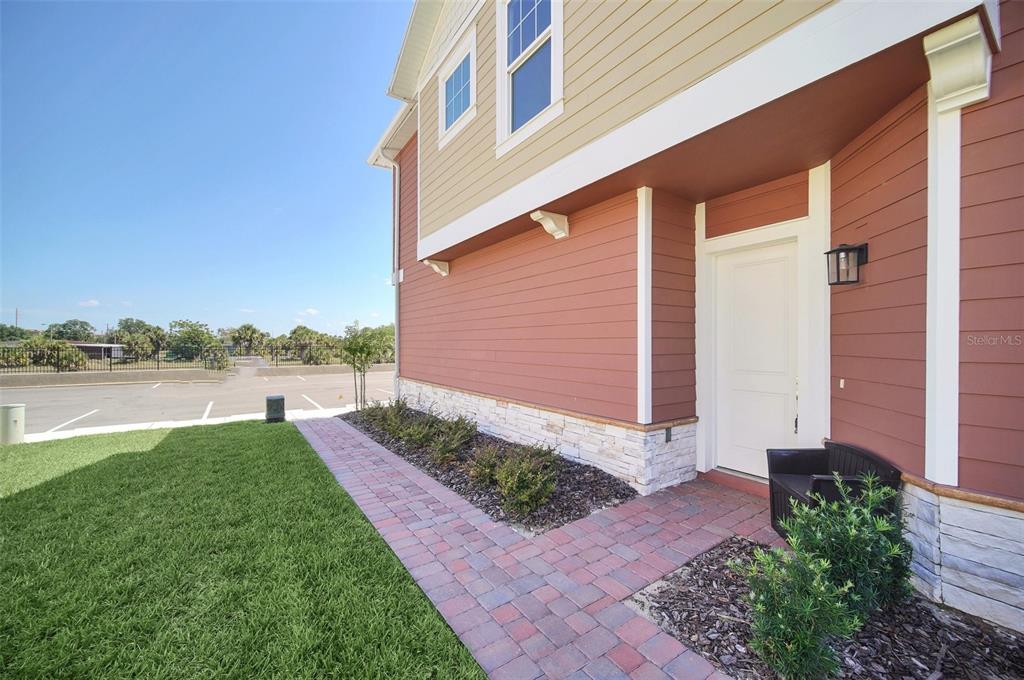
<box><xmin>496</xmin><ymin>0</ymin><xmax>563</xmax><ymax>157</ymax></box>
<box><xmin>437</xmin><ymin>27</ymin><xmax>477</xmax><ymax>150</ymax></box>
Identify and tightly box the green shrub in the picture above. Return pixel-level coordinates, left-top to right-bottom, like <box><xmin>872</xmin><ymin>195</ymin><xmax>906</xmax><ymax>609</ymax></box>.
<box><xmin>782</xmin><ymin>473</ymin><xmax>911</xmax><ymax>617</ymax></box>
<box><xmin>122</xmin><ymin>333</ymin><xmax>155</xmax><ymax>361</ymax></box>
<box><xmin>400</xmin><ymin>420</ymin><xmax>436</xmax><ymax>448</ymax></box>
<box><xmin>360</xmin><ymin>401</ymin><xmax>388</xmax><ymax>427</ymax></box>
<box><xmin>0</xmin><ymin>348</ymin><xmax>29</xmax><ymax>368</ymax></box>
<box><xmin>435</xmin><ymin>416</ymin><xmax>477</xmax><ymax>450</ymax></box>
<box><xmin>202</xmin><ymin>345</ymin><xmax>230</xmax><ymax>370</ymax></box>
<box><xmin>302</xmin><ymin>345</ymin><xmax>335</xmax><ymax>366</ymax></box>
<box><xmin>19</xmin><ymin>336</ymin><xmax>87</xmax><ymax>371</ymax></box>
<box><xmin>521</xmin><ymin>444</ymin><xmax>557</xmax><ymax>468</ymax></box>
<box><xmin>495</xmin><ymin>450</ymin><xmax>556</xmax><ymax>516</ymax></box>
<box><xmin>466</xmin><ymin>445</ymin><xmax>502</xmax><ymax>487</ymax></box>
<box><xmin>57</xmin><ymin>345</ymin><xmax>88</xmax><ymax>371</ymax></box>
<box><xmin>381</xmin><ymin>408</ymin><xmax>407</xmax><ymax>439</ymax></box>
<box><xmin>428</xmin><ymin>434</ymin><xmax>461</xmax><ymax>466</ymax></box>
<box><xmin>365</xmin><ymin>399</ymin><xmax>411</xmax><ymax>439</ymax></box>
<box><xmin>735</xmin><ymin>547</ymin><xmax>860</xmax><ymax>680</ymax></box>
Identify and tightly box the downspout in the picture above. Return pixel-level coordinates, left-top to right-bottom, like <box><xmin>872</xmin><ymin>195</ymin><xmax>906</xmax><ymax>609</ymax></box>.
<box><xmin>384</xmin><ymin>153</ymin><xmax>402</xmax><ymax>400</ymax></box>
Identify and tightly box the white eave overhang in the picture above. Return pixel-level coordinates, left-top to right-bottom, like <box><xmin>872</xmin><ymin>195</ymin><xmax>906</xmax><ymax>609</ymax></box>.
<box><xmin>368</xmin><ymin>101</ymin><xmax>418</xmax><ymax>168</ymax></box>
<box><xmin>387</xmin><ymin>0</ymin><xmax>443</xmax><ymax>102</ymax></box>
<box><xmin>415</xmin><ymin>0</ymin><xmax>1002</xmax><ymax>260</ymax></box>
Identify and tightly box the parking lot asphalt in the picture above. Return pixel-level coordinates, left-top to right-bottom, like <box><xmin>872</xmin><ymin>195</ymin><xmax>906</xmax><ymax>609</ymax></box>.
<box><xmin>1</xmin><ymin>371</ymin><xmax>395</xmax><ymax>435</ymax></box>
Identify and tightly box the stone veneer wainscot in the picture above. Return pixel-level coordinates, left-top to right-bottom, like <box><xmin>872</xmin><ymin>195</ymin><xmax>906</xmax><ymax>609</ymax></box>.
<box><xmin>904</xmin><ymin>479</ymin><xmax>1024</xmax><ymax>633</ymax></box>
<box><xmin>398</xmin><ymin>378</ymin><xmax>697</xmax><ymax>495</ymax></box>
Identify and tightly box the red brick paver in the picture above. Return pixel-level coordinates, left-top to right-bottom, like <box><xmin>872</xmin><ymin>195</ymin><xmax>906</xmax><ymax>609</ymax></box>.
<box><xmin>297</xmin><ymin>417</ymin><xmax>783</xmax><ymax>679</ymax></box>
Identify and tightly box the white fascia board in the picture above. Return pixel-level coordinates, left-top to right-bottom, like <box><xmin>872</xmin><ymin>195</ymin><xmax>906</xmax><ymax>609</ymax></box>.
<box><xmin>417</xmin><ymin>0</ymin><xmax>983</xmax><ymax>260</ymax></box>
<box><xmin>368</xmin><ymin>102</ymin><xmax>418</xmax><ymax>169</ymax></box>
<box><xmin>387</xmin><ymin>0</ymin><xmax>444</xmax><ymax>102</ymax></box>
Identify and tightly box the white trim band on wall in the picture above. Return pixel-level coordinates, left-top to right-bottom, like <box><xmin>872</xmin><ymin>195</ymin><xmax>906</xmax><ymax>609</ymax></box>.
<box><xmin>922</xmin><ymin>14</ymin><xmax>992</xmax><ymax>486</ymax></box>
<box><xmin>637</xmin><ymin>187</ymin><xmax>653</xmax><ymax>425</ymax></box>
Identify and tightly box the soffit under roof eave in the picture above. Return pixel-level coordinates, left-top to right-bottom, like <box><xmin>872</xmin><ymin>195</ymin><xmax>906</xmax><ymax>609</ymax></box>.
<box><xmin>367</xmin><ymin>102</ymin><xmax>418</xmax><ymax>168</ymax></box>
<box><xmin>387</xmin><ymin>0</ymin><xmax>443</xmax><ymax>102</ymax></box>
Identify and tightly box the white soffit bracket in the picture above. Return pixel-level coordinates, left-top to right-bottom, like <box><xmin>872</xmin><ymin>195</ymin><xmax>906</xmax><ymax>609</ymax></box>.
<box><xmin>422</xmin><ymin>259</ymin><xmax>450</xmax><ymax>277</ymax></box>
<box><xmin>530</xmin><ymin>210</ymin><xmax>570</xmax><ymax>240</ymax></box>
<box><xmin>924</xmin><ymin>14</ymin><xmax>992</xmax><ymax>112</ymax></box>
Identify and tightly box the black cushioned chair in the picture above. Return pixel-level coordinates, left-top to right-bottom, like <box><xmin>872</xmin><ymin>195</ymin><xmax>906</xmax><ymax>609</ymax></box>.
<box><xmin>766</xmin><ymin>441</ymin><xmax>902</xmax><ymax>535</ymax></box>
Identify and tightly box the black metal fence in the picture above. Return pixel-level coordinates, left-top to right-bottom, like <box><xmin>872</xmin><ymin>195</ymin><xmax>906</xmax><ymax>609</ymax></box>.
<box><xmin>0</xmin><ymin>344</ymin><xmax>231</xmax><ymax>374</ymax></box>
<box><xmin>257</xmin><ymin>344</ymin><xmax>348</xmax><ymax>367</ymax></box>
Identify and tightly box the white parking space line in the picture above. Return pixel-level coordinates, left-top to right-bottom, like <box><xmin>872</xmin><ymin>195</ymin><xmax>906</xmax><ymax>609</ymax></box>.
<box><xmin>202</xmin><ymin>401</ymin><xmax>214</xmax><ymax>421</ymax></box>
<box><xmin>151</xmin><ymin>383</ymin><xmax>162</xmax><ymax>390</ymax></box>
<box><xmin>297</xmin><ymin>375</ymin><xmax>307</xmax><ymax>382</ymax></box>
<box><xmin>301</xmin><ymin>394</ymin><xmax>324</xmax><ymax>410</ymax></box>
<box><xmin>263</xmin><ymin>377</ymin><xmax>268</xmax><ymax>382</ymax></box>
<box><xmin>48</xmin><ymin>408</ymin><xmax>100</xmax><ymax>433</ymax></box>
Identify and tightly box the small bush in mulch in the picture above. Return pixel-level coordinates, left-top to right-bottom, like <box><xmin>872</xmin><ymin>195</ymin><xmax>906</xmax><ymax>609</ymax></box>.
<box><xmin>630</xmin><ymin>537</ymin><xmax>1024</xmax><ymax>680</ymax></box>
<box><xmin>340</xmin><ymin>403</ymin><xmax>636</xmax><ymax>533</ymax></box>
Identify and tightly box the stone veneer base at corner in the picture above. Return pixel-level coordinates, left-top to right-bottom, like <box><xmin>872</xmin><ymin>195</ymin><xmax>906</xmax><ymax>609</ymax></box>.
<box><xmin>903</xmin><ymin>481</ymin><xmax>1024</xmax><ymax>633</ymax></box>
<box><xmin>397</xmin><ymin>378</ymin><xmax>696</xmax><ymax>495</ymax></box>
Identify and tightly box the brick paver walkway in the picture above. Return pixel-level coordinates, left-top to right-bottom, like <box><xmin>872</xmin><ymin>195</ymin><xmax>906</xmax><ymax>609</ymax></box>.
<box><xmin>297</xmin><ymin>417</ymin><xmax>783</xmax><ymax>680</ymax></box>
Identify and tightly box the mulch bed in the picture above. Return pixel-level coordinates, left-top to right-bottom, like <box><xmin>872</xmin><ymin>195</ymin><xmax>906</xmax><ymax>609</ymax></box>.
<box><xmin>630</xmin><ymin>536</ymin><xmax>1024</xmax><ymax>680</ymax></box>
<box><xmin>340</xmin><ymin>408</ymin><xmax>636</xmax><ymax>533</ymax></box>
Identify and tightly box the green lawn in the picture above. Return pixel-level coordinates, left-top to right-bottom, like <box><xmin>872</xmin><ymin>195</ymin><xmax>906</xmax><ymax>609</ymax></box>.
<box><xmin>0</xmin><ymin>422</ymin><xmax>484</xmax><ymax>679</ymax></box>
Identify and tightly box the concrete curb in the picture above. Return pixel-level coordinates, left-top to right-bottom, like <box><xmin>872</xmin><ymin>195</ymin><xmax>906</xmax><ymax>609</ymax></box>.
<box><xmin>22</xmin><ymin>406</ymin><xmax>355</xmax><ymax>443</ymax></box>
<box><xmin>1</xmin><ymin>370</ymin><xmax>226</xmax><ymax>389</ymax></box>
<box><xmin>252</xmin><ymin>363</ymin><xmax>395</xmax><ymax>377</ymax></box>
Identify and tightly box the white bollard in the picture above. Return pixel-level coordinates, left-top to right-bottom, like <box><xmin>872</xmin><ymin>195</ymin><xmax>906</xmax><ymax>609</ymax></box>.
<box><xmin>1</xmin><ymin>404</ymin><xmax>26</xmax><ymax>445</ymax></box>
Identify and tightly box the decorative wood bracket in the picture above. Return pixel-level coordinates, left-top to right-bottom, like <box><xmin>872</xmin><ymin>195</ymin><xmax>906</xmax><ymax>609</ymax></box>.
<box><xmin>422</xmin><ymin>259</ymin><xmax>450</xmax><ymax>277</ymax></box>
<box><xmin>530</xmin><ymin>210</ymin><xmax>570</xmax><ymax>240</ymax></box>
<box><xmin>924</xmin><ymin>14</ymin><xmax>991</xmax><ymax>113</ymax></box>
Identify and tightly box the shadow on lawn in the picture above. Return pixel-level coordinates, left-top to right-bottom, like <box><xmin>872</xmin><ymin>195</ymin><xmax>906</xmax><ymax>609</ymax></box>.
<box><xmin>0</xmin><ymin>422</ymin><xmax>485</xmax><ymax>680</ymax></box>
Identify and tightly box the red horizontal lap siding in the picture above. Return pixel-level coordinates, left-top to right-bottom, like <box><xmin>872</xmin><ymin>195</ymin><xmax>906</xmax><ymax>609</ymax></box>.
<box><xmin>958</xmin><ymin>0</ymin><xmax>1024</xmax><ymax>501</ymax></box>
<box><xmin>829</xmin><ymin>86</ymin><xmax>928</xmax><ymax>476</ymax></box>
<box><xmin>396</xmin><ymin>137</ymin><xmax>638</xmax><ymax>421</ymax></box>
<box><xmin>652</xmin><ymin>190</ymin><xmax>696</xmax><ymax>421</ymax></box>
<box><xmin>704</xmin><ymin>171</ymin><xmax>809</xmax><ymax>238</ymax></box>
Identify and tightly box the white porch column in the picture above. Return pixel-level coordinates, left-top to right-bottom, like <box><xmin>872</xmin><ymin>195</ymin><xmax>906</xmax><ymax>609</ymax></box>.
<box><xmin>637</xmin><ymin>187</ymin><xmax>653</xmax><ymax>424</ymax></box>
<box><xmin>923</xmin><ymin>15</ymin><xmax>991</xmax><ymax>485</ymax></box>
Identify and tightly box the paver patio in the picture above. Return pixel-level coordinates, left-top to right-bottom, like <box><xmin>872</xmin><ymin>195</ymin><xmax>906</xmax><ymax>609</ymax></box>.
<box><xmin>297</xmin><ymin>417</ymin><xmax>785</xmax><ymax>680</ymax></box>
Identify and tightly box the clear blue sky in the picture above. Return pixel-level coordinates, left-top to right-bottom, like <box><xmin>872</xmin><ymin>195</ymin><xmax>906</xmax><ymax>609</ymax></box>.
<box><xmin>1</xmin><ymin>0</ymin><xmax>411</xmax><ymax>336</ymax></box>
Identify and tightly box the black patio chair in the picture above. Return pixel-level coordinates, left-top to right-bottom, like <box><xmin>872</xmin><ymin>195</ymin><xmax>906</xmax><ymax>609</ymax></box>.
<box><xmin>766</xmin><ymin>440</ymin><xmax>902</xmax><ymax>535</ymax></box>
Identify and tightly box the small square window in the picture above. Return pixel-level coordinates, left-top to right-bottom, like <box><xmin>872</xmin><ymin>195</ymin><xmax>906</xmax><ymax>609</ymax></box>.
<box><xmin>444</xmin><ymin>53</ymin><xmax>472</xmax><ymax>130</ymax></box>
<box><xmin>437</xmin><ymin>26</ymin><xmax>477</xmax><ymax>150</ymax></box>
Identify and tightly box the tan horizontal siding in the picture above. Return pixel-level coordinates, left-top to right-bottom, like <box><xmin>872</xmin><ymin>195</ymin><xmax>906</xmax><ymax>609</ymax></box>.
<box><xmin>958</xmin><ymin>0</ymin><xmax>1024</xmax><ymax>502</ymax></box>
<box><xmin>396</xmin><ymin>134</ymin><xmax>639</xmax><ymax>421</ymax></box>
<box><xmin>418</xmin><ymin>0</ymin><xmax>831</xmax><ymax>239</ymax></box>
<box><xmin>705</xmin><ymin>171</ymin><xmax>808</xmax><ymax>238</ymax></box>
<box><xmin>829</xmin><ymin>86</ymin><xmax>928</xmax><ymax>476</ymax></box>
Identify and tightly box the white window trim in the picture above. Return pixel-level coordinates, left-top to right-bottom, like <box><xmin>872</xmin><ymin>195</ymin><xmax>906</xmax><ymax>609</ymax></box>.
<box><xmin>437</xmin><ymin>26</ymin><xmax>477</xmax><ymax>151</ymax></box>
<box><xmin>494</xmin><ymin>0</ymin><xmax>564</xmax><ymax>159</ymax></box>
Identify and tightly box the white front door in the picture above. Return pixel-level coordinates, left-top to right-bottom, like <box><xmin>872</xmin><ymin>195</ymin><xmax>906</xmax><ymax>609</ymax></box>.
<box><xmin>714</xmin><ymin>240</ymin><xmax>798</xmax><ymax>478</ymax></box>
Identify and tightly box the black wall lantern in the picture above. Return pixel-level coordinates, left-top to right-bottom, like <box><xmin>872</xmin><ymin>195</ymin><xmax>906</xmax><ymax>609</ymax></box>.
<box><xmin>825</xmin><ymin>243</ymin><xmax>868</xmax><ymax>285</ymax></box>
